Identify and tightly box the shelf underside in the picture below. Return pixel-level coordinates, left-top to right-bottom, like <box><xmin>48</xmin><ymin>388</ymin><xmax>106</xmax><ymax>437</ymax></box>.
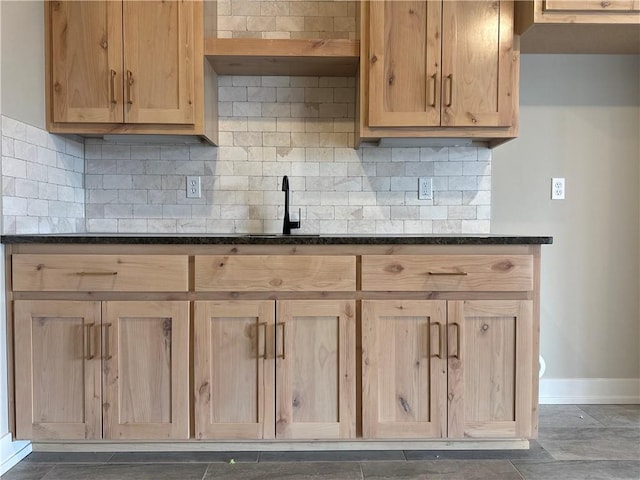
<box><xmin>205</xmin><ymin>38</ymin><xmax>360</xmax><ymax>76</ymax></box>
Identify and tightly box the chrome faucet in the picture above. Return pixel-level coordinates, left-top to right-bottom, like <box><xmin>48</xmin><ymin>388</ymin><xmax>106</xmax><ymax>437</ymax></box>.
<box><xmin>281</xmin><ymin>175</ymin><xmax>300</xmax><ymax>235</ymax></box>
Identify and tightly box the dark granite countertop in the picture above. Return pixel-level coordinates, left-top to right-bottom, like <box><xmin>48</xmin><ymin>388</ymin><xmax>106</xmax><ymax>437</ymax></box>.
<box><xmin>1</xmin><ymin>234</ymin><xmax>553</xmax><ymax>245</ymax></box>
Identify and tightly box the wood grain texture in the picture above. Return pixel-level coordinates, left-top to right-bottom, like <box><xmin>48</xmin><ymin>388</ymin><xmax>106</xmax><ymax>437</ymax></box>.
<box><xmin>195</xmin><ymin>255</ymin><xmax>356</xmax><ymax>292</ymax></box>
<box><xmin>441</xmin><ymin>1</ymin><xmax>514</xmax><ymax>127</ymax></box>
<box><xmin>362</xmin><ymin>300</ymin><xmax>447</xmax><ymax>439</ymax></box>
<box><xmin>447</xmin><ymin>300</ymin><xmax>533</xmax><ymax>439</ymax></box>
<box><xmin>206</xmin><ymin>39</ymin><xmax>359</xmax><ymax>76</ymax></box>
<box><xmin>275</xmin><ymin>300</ymin><xmax>356</xmax><ymax>439</ymax></box>
<box><xmin>361</xmin><ymin>255</ymin><xmax>534</xmax><ymax>292</ymax></box>
<box><xmin>123</xmin><ymin>1</ymin><xmax>194</xmax><ymax>124</ymax></box>
<box><xmin>49</xmin><ymin>1</ymin><xmax>123</xmax><ymax>123</ymax></box>
<box><xmin>102</xmin><ymin>301</ymin><xmax>190</xmax><ymax>440</ymax></box>
<box><xmin>544</xmin><ymin>0</ymin><xmax>640</xmax><ymax>12</ymax></box>
<box><xmin>368</xmin><ymin>1</ymin><xmax>442</xmax><ymax>127</ymax></box>
<box><xmin>12</xmin><ymin>254</ymin><xmax>189</xmax><ymax>292</ymax></box>
<box><xmin>193</xmin><ymin>301</ymin><xmax>275</xmax><ymax>440</ymax></box>
<box><xmin>14</xmin><ymin>301</ymin><xmax>102</xmax><ymax>440</ymax></box>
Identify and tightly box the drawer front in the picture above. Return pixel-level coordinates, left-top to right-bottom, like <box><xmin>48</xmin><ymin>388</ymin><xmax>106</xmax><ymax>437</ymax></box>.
<box><xmin>361</xmin><ymin>255</ymin><xmax>534</xmax><ymax>292</ymax></box>
<box><xmin>12</xmin><ymin>255</ymin><xmax>189</xmax><ymax>292</ymax></box>
<box><xmin>195</xmin><ymin>255</ymin><xmax>356</xmax><ymax>292</ymax></box>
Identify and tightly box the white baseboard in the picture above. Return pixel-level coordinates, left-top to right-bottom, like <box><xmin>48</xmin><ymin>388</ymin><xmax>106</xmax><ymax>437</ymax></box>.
<box><xmin>539</xmin><ymin>378</ymin><xmax>640</xmax><ymax>404</ymax></box>
<box><xmin>0</xmin><ymin>433</ymin><xmax>31</xmax><ymax>476</ymax></box>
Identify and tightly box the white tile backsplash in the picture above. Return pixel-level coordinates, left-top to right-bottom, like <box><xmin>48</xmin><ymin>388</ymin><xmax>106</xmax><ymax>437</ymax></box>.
<box><xmin>1</xmin><ymin>76</ymin><xmax>491</xmax><ymax>235</ymax></box>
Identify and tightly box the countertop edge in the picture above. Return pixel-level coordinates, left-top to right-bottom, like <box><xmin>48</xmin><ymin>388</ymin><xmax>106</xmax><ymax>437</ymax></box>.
<box><xmin>0</xmin><ymin>235</ymin><xmax>554</xmax><ymax>246</ymax></box>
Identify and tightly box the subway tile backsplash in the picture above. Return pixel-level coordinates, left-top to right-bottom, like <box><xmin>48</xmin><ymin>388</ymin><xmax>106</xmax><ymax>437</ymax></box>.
<box><xmin>1</xmin><ymin>75</ymin><xmax>491</xmax><ymax>235</ymax></box>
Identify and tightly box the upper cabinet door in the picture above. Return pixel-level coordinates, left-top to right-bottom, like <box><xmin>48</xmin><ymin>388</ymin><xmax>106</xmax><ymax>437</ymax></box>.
<box><xmin>368</xmin><ymin>1</ymin><xmax>442</xmax><ymax>127</ymax></box>
<box><xmin>441</xmin><ymin>1</ymin><xmax>515</xmax><ymax>127</ymax></box>
<box><xmin>49</xmin><ymin>1</ymin><xmax>123</xmax><ymax>123</ymax></box>
<box><xmin>123</xmin><ymin>1</ymin><xmax>195</xmax><ymax>124</ymax></box>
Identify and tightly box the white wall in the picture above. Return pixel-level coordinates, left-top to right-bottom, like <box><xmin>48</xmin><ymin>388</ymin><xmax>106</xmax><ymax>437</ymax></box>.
<box><xmin>0</xmin><ymin>1</ymin><xmax>45</xmax><ymax>129</ymax></box>
<box><xmin>493</xmin><ymin>54</ymin><xmax>640</xmax><ymax>402</ymax></box>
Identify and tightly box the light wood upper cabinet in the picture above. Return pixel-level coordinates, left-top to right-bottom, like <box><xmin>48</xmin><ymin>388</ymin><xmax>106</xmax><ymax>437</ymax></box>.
<box><xmin>45</xmin><ymin>1</ymin><xmax>213</xmax><ymax>140</ymax></box>
<box><xmin>14</xmin><ymin>300</ymin><xmax>190</xmax><ymax>441</ymax></box>
<box><xmin>362</xmin><ymin>300</ymin><xmax>447</xmax><ymax>439</ymax></box>
<box><xmin>447</xmin><ymin>300</ymin><xmax>534</xmax><ymax>439</ymax></box>
<box><xmin>363</xmin><ymin>0</ymin><xmax>517</xmax><ymax>138</ymax></box>
<box><xmin>515</xmin><ymin>1</ymin><xmax>640</xmax><ymax>53</ymax></box>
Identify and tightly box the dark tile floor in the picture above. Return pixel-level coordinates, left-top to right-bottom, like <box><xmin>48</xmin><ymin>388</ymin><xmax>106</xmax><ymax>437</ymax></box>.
<box><xmin>3</xmin><ymin>405</ymin><xmax>639</xmax><ymax>480</ymax></box>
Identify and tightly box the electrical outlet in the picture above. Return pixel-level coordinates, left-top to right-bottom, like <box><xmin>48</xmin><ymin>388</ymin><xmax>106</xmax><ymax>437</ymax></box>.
<box><xmin>418</xmin><ymin>177</ymin><xmax>433</xmax><ymax>200</ymax></box>
<box><xmin>186</xmin><ymin>176</ymin><xmax>201</xmax><ymax>198</ymax></box>
<box><xmin>551</xmin><ymin>177</ymin><xmax>565</xmax><ymax>200</ymax></box>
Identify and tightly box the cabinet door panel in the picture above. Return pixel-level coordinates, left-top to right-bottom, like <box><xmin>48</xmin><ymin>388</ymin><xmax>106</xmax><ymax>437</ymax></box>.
<box><xmin>276</xmin><ymin>300</ymin><xmax>356</xmax><ymax>439</ymax></box>
<box><xmin>14</xmin><ymin>301</ymin><xmax>102</xmax><ymax>440</ymax></box>
<box><xmin>50</xmin><ymin>1</ymin><xmax>123</xmax><ymax>123</ymax></box>
<box><xmin>123</xmin><ymin>1</ymin><xmax>195</xmax><ymax>124</ymax></box>
<box><xmin>442</xmin><ymin>1</ymin><xmax>515</xmax><ymax>127</ymax></box>
<box><xmin>194</xmin><ymin>301</ymin><xmax>275</xmax><ymax>440</ymax></box>
<box><xmin>448</xmin><ymin>300</ymin><xmax>533</xmax><ymax>438</ymax></box>
<box><xmin>368</xmin><ymin>1</ymin><xmax>442</xmax><ymax>127</ymax></box>
<box><xmin>362</xmin><ymin>300</ymin><xmax>447</xmax><ymax>439</ymax></box>
<box><xmin>103</xmin><ymin>301</ymin><xmax>189</xmax><ymax>439</ymax></box>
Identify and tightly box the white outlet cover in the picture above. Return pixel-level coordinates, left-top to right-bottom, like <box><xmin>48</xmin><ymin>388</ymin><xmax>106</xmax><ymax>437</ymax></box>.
<box><xmin>551</xmin><ymin>177</ymin><xmax>565</xmax><ymax>200</ymax></box>
<box><xmin>418</xmin><ymin>177</ymin><xmax>433</xmax><ymax>200</ymax></box>
<box><xmin>186</xmin><ymin>176</ymin><xmax>201</xmax><ymax>198</ymax></box>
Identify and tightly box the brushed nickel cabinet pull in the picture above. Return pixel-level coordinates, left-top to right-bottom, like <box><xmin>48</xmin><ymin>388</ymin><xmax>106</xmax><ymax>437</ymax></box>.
<box><xmin>430</xmin><ymin>73</ymin><xmax>437</xmax><ymax>107</ymax></box>
<box><xmin>446</xmin><ymin>74</ymin><xmax>453</xmax><ymax>107</ymax></box>
<box><xmin>103</xmin><ymin>323</ymin><xmax>112</xmax><ymax>360</ymax></box>
<box><xmin>85</xmin><ymin>323</ymin><xmax>95</xmax><ymax>360</ymax></box>
<box><xmin>76</xmin><ymin>271</ymin><xmax>118</xmax><ymax>276</ymax></box>
<box><xmin>109</xmin><ymin>69</ymin><xmax>117</xmax><ymax>105</ymax></box>
<box><xmin>277</xmin><ymin>323</ymin><xmax>286</xmax><ymax>360</ymax></box>
<box><xmin>427</xmin><ymin>271</ymin><xmax>467</xmax><ymax>276</ymax></box>
<box><xmin>449</xmin><ymin>323</ymin><xmax>461</xmax><ymax>359</ymax></box>
<box><xmin>430</xmin><ymin>322</ymin><xmax>443</xmax><ymax>359</ymax></box>
<box><xmin>126</xmin><ymin>70</ymin><xmax>134</xmax><ymax>105</ymax></box>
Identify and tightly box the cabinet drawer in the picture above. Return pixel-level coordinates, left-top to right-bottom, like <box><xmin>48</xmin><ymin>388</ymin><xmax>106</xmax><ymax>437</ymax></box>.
<box><xmin>361</xmin><ymin>255</ymin><xmax>534</xmax><ymax>292</ymax></box>
<box><xmin>12</xmin><ymin>255</ymin><xmax>189</xmax><ymax>292</ymax></box>
<box><xmin>195</xmin><ymin>255</ymin><xmax>356</xmax><ymax>292</ymax></box>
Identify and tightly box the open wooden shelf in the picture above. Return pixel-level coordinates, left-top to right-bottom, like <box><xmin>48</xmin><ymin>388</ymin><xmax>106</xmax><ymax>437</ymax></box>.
<box><xmin>205</xmin><ymin>38</ymin><xmax>359</xmax><ymax>76</ymax></box>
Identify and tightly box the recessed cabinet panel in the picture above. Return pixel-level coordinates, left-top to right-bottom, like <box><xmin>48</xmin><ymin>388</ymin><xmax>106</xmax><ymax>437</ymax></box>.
<box><xmin>103</xmin><ymin>301</ymin><xmax>189</xmax><ymax>440</ymax></box>
<box><xmin>14</xmin><ymin>301</ymin><xmax>102</xmax><ymax>440</ymax></box>
<box><xmin>362</xmin><ymin>300</ymin><xmax>447</xmax><ymax>439</ymax></box>
<box><xmin>276</xmin><ymin>300</ymin><xmax>356</xmax><ymax>439</ymax></box>
<box><xmin>447</xmin><ymin>300</ymin><xmax>533</xmax><ymax>439</ymax></box>
<box><xmin>369</xmin><ymin>1</ymin><xmax>442</xmax><ymax>127</ymax></box>
<box><xmin>50</xmin><ymin>1</ymin><xmax>123</xmax><ymax>123</ymax></box>
<box><xmin>123</xmin><ymin>1</ymin><xmax>195</xmax><ymax>124</ymax></box>
<box><xmin>194</xmin><ymin>301</ymin><xmax>275</xmax><ymax>440</ymax></box>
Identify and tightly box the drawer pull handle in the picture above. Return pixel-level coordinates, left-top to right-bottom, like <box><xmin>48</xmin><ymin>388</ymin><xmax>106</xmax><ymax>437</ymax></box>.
<box><xmin>429</xmin><ymin>73</ymin><xmax>437</xmax><ymax>107</ymax></box>
<box><xmin>430</xmin><ymin>322</ymin><xmax>443</xmax><ymax>359</ymax></box>
<box><xmin>76</xmin><ymin>271</ymin><xmax>118</xmax><ymax>276</ymax></box>
<box><xmin>277</xmin><ymin>323</ymin><xmax>286</xmax><ymax>360</ymax></box>
<box><xmin>126</xmin><ymin>70</ymin><xmax>134</xmax><ymax>105</ymax></box>
<box><xmin>446</xmin><ymin>74</ymin><xmax>453</xmax><ymax>107</ymax></box>
<box><xmin>109</xmin><ymin>69</ymin><xmax>117</xmax><ymax>105</ymax></box>
<box><xmin>449</xmin><ymin>323</ymin><xmax>461</xmax><ymax>360</ymax></box>
<box><xmin>257</xmin><ymin>322</ymin><xmax>268</xmax><ymax>359</ymax></box>
<box><xmin>84</xmin><ymin>323</ymin><xmax>95</xmax><ymax>360</ymax></box>
<box><xmin>103</xmin><ymin>323</ymin><xmax>113</xmax><ymax>360</ymax></box>
<box><xmin>427</xmin><ymin>271</ymin><xmax>467</xmax><ymax>276</ymax></box>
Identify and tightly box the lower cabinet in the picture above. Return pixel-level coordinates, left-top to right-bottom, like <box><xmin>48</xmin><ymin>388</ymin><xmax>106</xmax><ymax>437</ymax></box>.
<box><xmin>362</xmin><ymin>299</ymin><xmax>533</xmax><ymax>439</ymax></box>
<box><xmin>14</xmin><ymin>300</ymin><xmax>190</xmax><ymax>440</ymax></box>
<box><xmin>194</xmin><ymin>299</ymin><xmax>356</xmax><ymax>440</ymax></box>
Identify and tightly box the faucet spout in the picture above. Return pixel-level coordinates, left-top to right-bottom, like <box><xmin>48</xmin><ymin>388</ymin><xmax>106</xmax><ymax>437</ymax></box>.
<box><xmin>281</xmin><ymin>175</ymin><xmax>300</xmax><ymax>235</ymax></box>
